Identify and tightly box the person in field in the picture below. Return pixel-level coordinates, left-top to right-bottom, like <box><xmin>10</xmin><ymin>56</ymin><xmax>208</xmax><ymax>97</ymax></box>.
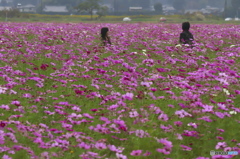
<box><xmin>100</xmin><ymin>27</ymin><xmax>111</xmax><ymax>46</ymax></box>
<box><xmin>179</xmin><ymin>22</ymin><xmax>194</xmax><ymax>45</ymax></box>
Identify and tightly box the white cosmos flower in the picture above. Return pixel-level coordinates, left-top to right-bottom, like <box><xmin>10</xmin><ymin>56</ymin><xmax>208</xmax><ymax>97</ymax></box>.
<box><xmin>230</xmin><ymin>45</ymin><xmax>235</xmax><ymax>48</ymax></box>
<box><xmin>229</xmin><ymin>111</ymin><xmax>237</xmax><ymax>115</ymax></box>
<box><xmin>175</xmin><ymin>44</ymin><xmax>182</xmax><ymax>48</ymax></box>
<box><xmin>0</xmin><ymin>87</ymin><xmax>7</xmax><ymax>94</ymax></box>
<box><xmin>223</xmin><ymin>88</ymin><xmax>230</xmax><ymax>95</ymax></box>
<box><xmin>187</xmin><ymin>123</ymin><xmax>196</xmax><ymax>126</ymax></box>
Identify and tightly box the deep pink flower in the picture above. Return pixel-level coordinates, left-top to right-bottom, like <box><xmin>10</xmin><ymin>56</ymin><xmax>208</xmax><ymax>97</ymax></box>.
<box><xmin>174</xmin><ymin>121</ymin><xmax>183</xmax><ymax>127</ymax></box>
<box><xmin>74</xmin><ymin>89</ymin><xmax>84</xmax><ymax>95</ymax></box>
<box><xmin>216</xmin><ymin>136</ymin><xmax>224</xmax><ymax>140</ymax></box>
<box><xmin>143</xmin><ymin>151</ymin><xmax>151</xmax><ymax>156</ymax></box>
<box><xmin>40</xmin><ymin>64</ymin><xmax>49</xmax><ymax>70</ymax></box>
<box><xmin>0</xmin><ymin>121</ymin><xmax>6</xmax><ymax>129</ymax></box>
<box><xmin>130</xmin><ymin>150</ymin><xmax>142</xmax><ymax>156</ymax></box>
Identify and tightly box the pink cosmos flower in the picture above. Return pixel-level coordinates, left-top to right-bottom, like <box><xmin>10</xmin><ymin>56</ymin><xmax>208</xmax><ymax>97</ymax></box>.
<box><xmin>215</xmin><ymin>142</ymin><xmax>227</xmax><ymax>149</ymax></box>
<box><xmin>156</xmin><ymin>148</ymin><xmax>171</xmax><ymax>155</ymax></box>
<box><xmin>216</xmin><ymin>136</ymin><xmax>224</xmax><ymax>140</ymax></box>
<box><xmin>95</xmin><ymin>142</ymin><xmax>107</xmax><ymax>150</ymax></box>
<box><xmin>2</xmin><ymin>155</ymin><xmax>12</xmax><ymax>159</ymax></box>
<box><xmin>135</xmin><ymin>129</ymin><xmax>145</xmax><ymax>138</ymax></box>
<box><xmin>129</xmin><ymin>110</ymin><xmax>139</xmax><ymax>118</ymax></box>
<box><xmin>180</xmin><ymin>145</ymin><xmax>192</xmax><ymax>151</ymax></box>
<box><xmin>116</xmin><ymin>153</ymin><xmax>128</xmax><ymax>159</ymax></box>
<box><xmin>174</xmin><ymin>121</ymin><xmax>183</xmax><ymax>127</ymax></box>
<box><xmin>175</xmin><ymin>133</ymin><xmax>183</xmax><ymax>140</ymax></box>
<box><xmin>158</xmin><ymin>113</ymin><xmax>169</xmax><ymax>121</ymax></box>
<box><xmin>122</xmin><ymin>92</ymin><xmax>134</xmax><ymax>100</ymax></box>
<box><xmin>224</xmin><ymin>147</ymin><xmax>232</xmax><ymax>152</ymax></box>
<box><xmin>157</xmin><ymin>138</ymin><xmax>173</xmax><ymax>149</ymax></box>
<box><xmin>11</xmin><ymin>100</ymin><xmax>20</xmax><ymax>106</ymax></box>
<box><xmin>130</xmin><ymin>150</ymin><xmax>142</xmax><ymax>156</ymax></box>
<box><xmin>143</xmin><ymin>151</ymin><xmax>151</xmax><ymax>156</ymax></box>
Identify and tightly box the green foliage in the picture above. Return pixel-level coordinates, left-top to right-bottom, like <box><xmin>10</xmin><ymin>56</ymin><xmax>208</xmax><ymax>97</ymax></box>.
<box><xmin>0</xmin><ymin>8</ymin><xmax>21</xmax><ymax>18</ymax></box>
<box><xmin>97</xmin><ymin>6</ymin><xmax>108</xmax><ymax>19</ymax></box>
<box><xmin>154</xmin><ymin>2</ymin><xmax>163</xmax><ymax>14</ymax></box>
<box><xmin>75</xmin><ymin>0</ymin><xmax>101</xmax><ymax>19</ymax></box>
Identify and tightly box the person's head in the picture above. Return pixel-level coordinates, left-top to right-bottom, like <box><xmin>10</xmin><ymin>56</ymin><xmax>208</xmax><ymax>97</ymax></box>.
<box><xmin>182</xmin><ymin>22</ymin><xmax>190</xmax><ymax>31</ymax></box>
<box><xmin>101</xmin><ymin>27</ymin><xmax>109</xmax><ymax>39</ymax></box>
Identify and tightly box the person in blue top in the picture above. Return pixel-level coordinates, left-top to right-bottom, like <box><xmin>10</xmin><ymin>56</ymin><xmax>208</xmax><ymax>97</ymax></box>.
<box><xmin>179</xmin><ymin>22</ymin><xmax>194</xmax><ymax>45</ymax></box>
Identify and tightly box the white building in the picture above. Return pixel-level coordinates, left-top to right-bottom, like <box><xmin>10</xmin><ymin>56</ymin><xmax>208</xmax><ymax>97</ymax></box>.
<box><xmin>129</xmin><ymin>7</ymin><xmax>143</xmax><ymax>12</ymax></box>
<box><xmin>0</xmin><ymin>6</ymin><xmax>11</xmax><ymax>11</ymax></box>
<box><xmin>43</xmin><ymin>6</ymin><xmax>68</xmax><ymax>13</ymax></box>
<box><xmin>17</xmin><ymin>4</ymin><xmax>36</xmax><ymax>13</ymax></box>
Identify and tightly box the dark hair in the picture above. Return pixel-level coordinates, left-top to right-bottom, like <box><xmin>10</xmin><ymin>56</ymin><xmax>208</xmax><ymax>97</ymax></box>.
<box><xmin>182</xmin><ymin>22</ymin><xmax>190</xmax><ymax>31</ymax></box>
<box><xmin>101</xmin><ymin>27</ymin><xmax>109</xmax><ymax>40</ymax></box>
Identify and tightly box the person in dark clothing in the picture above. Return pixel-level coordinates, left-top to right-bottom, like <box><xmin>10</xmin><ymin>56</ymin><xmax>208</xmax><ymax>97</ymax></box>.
<box><xmin>179</xmin><ymin>22</ymin><xmax>194</xmax><ymax>45</ymax></box>
<box><xmin>100</xmin><ymin>27</ymin><xmax>111</xmax><ymax>46</ymax></box>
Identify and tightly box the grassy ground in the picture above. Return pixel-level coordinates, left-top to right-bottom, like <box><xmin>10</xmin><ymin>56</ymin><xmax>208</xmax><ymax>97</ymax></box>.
<box><xmin>1</xmin><ymin>14</ymin><xmax>240</xmax><ymax>24</ymax></box>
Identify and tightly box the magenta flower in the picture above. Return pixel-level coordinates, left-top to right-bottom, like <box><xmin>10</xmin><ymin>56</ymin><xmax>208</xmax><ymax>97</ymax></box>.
<box><xmin>122</xmin><ymin>92</ymin><xmax>134</xmax><ymax>100</ymax></box>
<box><xmin>175</xmin><ymin>133</ymin><xmax>183</xmax><ymax>140</ymax></box>
<box><xmin>143</xmin><ymin>151</ymin><xmax>151</xmax><ymax>156</ymax></box>
<box><xmin>224</xmin><ymin>147</ymin><xmax>232</xmax><ymax>152</ymax></box>
<box><xmin>129</xmin><ymin>110</ymin><xmax>139</xmax><ymax>118</ymax></box>
<box><xmin>187</xmin><ymin>122</ymin><xmax>198</xmax><ymax>128</ymax></box>
<box><xmin>0</xmin><ymin>121</ymin><xmax>7</xmax><ymax>130</ymax></box>
<box><xmin>130</xmin><ymin>150</ymin><xmax>142</xmax><ymax>156</ymax></box>
<box><xmin>157</xmin><ymin>138</ymin><xmax>173</xmax><ymax>149</ymax></box>
<box><xmin>216</xmin><ymin>136</ymin><xmax>224</xmax><ymax>140</ymax></box>
<box><xmin>135</xmin><ymin>129</ymin><xmax>145</xmax><ymax>138</ymax></box>
<box><xmin>158</xmin><ymin>113</ymin><xmax>169</xmax><ymax>121</ymax></box>
<box><xmin>215</xmin><ymin>142</ymin><xmax>227</xmax><ymax>149</ymax></box>
<box><xmin>2</xmin><ymin>155</ymin><xmax>12</xmax><ymax>159</ymax></box>
<box><xmin>180</xmin><ymin>145</ymin><xmax>192</xmax><ymax>151</ymax></box>
<box><xmin>116</xmin><ymin>153</ymin><xmax>128</xmax><ymax>159</ymax></box>
<box><xmin>215</xmin><ymin>112</ymin><xmax>225</xmax><ymax>118</ymax></box>
<box><xmin>174</xmin><ymin>121</ymin><xmax>183</xmax><ymax>127</ymax></box>
<box><xmin>95</xmin><ymin>142</ymin><xmax>107</xmax><ymax>150</ymax></box>
<box><xmin>11</xmin><ymin>100</ymin><xmax>21</xmax><ymax>106</ymax></box>
<box><xmin>156</xmin><ymin>148</ymin><xmax>171</xmax><ymax>155</ymax></box>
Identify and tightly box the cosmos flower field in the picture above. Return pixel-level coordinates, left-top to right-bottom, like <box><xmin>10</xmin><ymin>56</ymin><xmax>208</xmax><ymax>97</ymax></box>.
<box><xmin>0</xmin><ymin>22</ymin><xmax>240</xmax><ymax>159</ymax></box>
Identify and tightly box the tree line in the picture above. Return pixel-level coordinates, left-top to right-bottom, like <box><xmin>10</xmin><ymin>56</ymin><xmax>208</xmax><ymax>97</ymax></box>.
<box><xmin>1</xmin><ymin>0</ymin><xmax>239</xmax><ymax>18</ymax></box>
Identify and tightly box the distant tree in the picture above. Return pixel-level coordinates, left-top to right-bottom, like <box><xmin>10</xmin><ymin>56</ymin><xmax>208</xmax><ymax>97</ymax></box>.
<box><xmin>173</xmin><ymin>0</ymin><xmax>185</xmax><ymax>12</ymax></box>
<box><xmin>154</xmin><ymin>2</ymin><xmax>163</xmax><ymax>14</ymax></box>
<box><xmin>97</xmin><ymin>6</ymin><xmax>108</xmax><ymax>19</ymax></box>
<box><xmin>75</xmin><ymin>0</ymin><xmax>101</xmax><ymax>20</ymax></box>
